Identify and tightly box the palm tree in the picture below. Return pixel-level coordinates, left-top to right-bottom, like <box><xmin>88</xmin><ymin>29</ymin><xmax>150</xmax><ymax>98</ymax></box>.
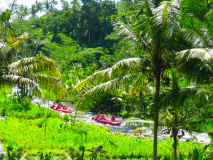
<box><xmin>44</xmin><ymin>0</ymin><xmax>50</xmax><ymax>12</ymax></box>
<box><xmin>36</xmin><ymin>0</ymin><xmax>43</xmax><ymax>12</ymax></box>
<box><xmin>50</xmin><ymin>0</ymin><xmax>58</xmax><ymax>12</ymax></box>
<box><xmin>17</xmin><ymin>5</ymin><xmax>28</xmax><ymax>20</ymax></box>
<box><xmin>30</xmin><ymin>4</ymin><xmax>38</xmax><ymax>18</ymax></box>
<box><xmin>60</xmin><ymin>0</ymin><xmax>69</xmax><ymax>10</ymax></box>
<box><xmin>1</xmin><ymin>33</ymin><xmax>63</xmax><ymax>99</ymax></box>
<box><xmin>4</xmin><ymin>54</ymin><xmax>62</xmax><ymax>98</ymax></box>
<box><xmin>0</xmin><ymin>10</ymin><xmax>64</xmax><ymax>100</ymax></box>
<box><xmin>159</xmin><ymin>71</ymin><xmax>209</xmax><ymax>160</ymax></box>
<box><xmin>74</xmin><ymin>0</ymin><xmax>182</xmax><ymax>159</ymax></box>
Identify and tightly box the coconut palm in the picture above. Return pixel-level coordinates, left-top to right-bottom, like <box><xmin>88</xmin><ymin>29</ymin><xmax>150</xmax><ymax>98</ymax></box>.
<box><xmin>4</xmin><ymin>54</ymin><xmax>62</xmax><ymax>98</ymax></box>
<box><xmin>0</xmin><ymin>10</ymin><xmax>63</xmax><ymax>100</ymax></box>
<box><xmin>74</xmin><ymin>0</ymin><xmax>182</xmax><ymax>159</ymax></box>
<box><xmin>159</xmin><ymin>71</ymin><xmax>209</xmax><ymax>160</ymax></box>
<box><xmin>17</xmin><ymin>5</ymin><xmax>28</xmax><ymax>20</ymax></box>
<box><xmin>44</xmin><ymin>0</ymin><xmax>50</xmax><ymax>12</ymax></box>
<box><xmin>1</xmin><ymin>33</ymin><xmax>63</xmax><ymax>99</ymax></box>
<box><xmin>60</xmin><ymin>0</ymin><xmax>69</xmax><ymax>10</ymax></box>
<box><xmin>50</xmin><ymin>0</ymin><xmax>58</xmax><ymax>12</ymax></box>
<box><xmin>36</xmin><ymin>0</ymin><xmax>43</xmax><ymax>12</ymax></box>
<box><xmin>30</xmin><ymin>4</ymin><xmax>38</xmax><ymax>18</ymax></box>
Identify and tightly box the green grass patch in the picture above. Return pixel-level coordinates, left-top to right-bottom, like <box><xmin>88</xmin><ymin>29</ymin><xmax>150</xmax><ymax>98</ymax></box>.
<box><xmin>0</xmin><ymin>117</ymin><xmax>204</xmax><ymax>159</ymax></box>
<box><xmin>0</xmin><ymin>92</ymin><xmax>60</xmax><ymax>119</ymax></box>
<box><xmin>199</xmin><ymin>121</ymin><xmax>213</xmax><ymax>132</ymax></box>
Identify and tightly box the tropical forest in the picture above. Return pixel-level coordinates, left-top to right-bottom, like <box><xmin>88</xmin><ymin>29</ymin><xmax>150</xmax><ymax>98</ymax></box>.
<box><xmin>1</xmin><ymin>0</ymin><xmax>213</xmax><ymax>159</ymax></box>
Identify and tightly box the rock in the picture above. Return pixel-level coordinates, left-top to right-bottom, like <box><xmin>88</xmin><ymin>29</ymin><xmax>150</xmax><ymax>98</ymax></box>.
<box><xmin>0</xmin><ymin>142</ymin><xmax>6</xmax><ymax>157</ymax></box>
<box><xmin>143</xmin><ymin>133</ymin><xmax>152</xmax><ymax>137</ymax></box>
<box><xmin>138</xmin><ymin>135</ymin><xmax>145</xmax><ymax>139</ymax></box>
<box><xmin>185</xmin><ymin>138</ymin><xmax>192</xmax><ymax>142</ymax></box>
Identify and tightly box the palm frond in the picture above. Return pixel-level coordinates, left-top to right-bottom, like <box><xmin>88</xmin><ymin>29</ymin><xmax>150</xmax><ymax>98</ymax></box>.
<box><xmin>177</xmin><ymin>48</ymin><xmax>213</xmax><ymax>61</ymax></box>
<box><xmin>73</xmin><ymin>68</ymin><xmax>111</xmax><ymax>92</ymax></box>
<box><xmin>180</xmin><ymin>28</ymin><xmax>205</xmax><ymax>47</ymax></box>
<box><xmin>3</xmin><ymin>75</ymin><xmax>43</xmax><ymax>98</ymax></box>
<box><xmin>114</xmin><ymin>0</ymin><xmax>155</xmax><ymax>49</ymax></box>
<box><xmin>31</xmin><ymin>73</ymin><xmax>60</xmax><ymax>87</ymax></box>
<box><xmin>177</xmin><ymin>48</ymin><xmax>213</xmax><ymax>83</ymax></box>
<box><xmin>8</xmin><ymin>54</ymin><xmax>61</xmax><ymax>77</ymax></box>
<box><xmin>133</xmin><ymin>0</ymin><xmax>156</xmax><ymax>49</ymax></box>
<box><xmin>1</xmin><ymin>32</ymin><xmax>28</xmax><ymax>57</ymax></box>
<box><xmin>179</xmin><ymin>107</ymin><xmax>195</xmax><ymax>125</ymax></box>
<box><xmin>131</xmin><ymin>74</ymin><xmax>148</xmax><ymax>96</ymax></box>
<box><xmin>114</xmin><ymin>20</ymin><xmax>138</xmax><ymax>43</ymax></box>
<box><xmin>30</xmin><ymin>73</ymin><xmax>65</xmax><ymax>98</ymax></box>
<box><xmin>111</xmin><ymin>58</ymin><xmax>142</xmax><ymax>76</ymax></box>
<box><xmin>153</xmin><ymin>0</ymin><xmax>180</xmax><ymax>38</ymax></box>
<box><xmin>160</xmin><ymin>85</ymin><xmax>209</xmax><ymax>110</ymax></box>
<box><xmin>76</xmin><ymin>74</ymin><xmax>135</xmax><ymax>110</ymax></box>
<box><xmin>178</xmin><ymin>86</ymin><xmax>209</xmax><ymax>106</ymax></box>
<box><xmin>74</xmin><ymin>58</ymin><xmax>143</xmax><ymax>92</ymax></box>
<box><xmin>160</xmin><ymin>109</ymin><xmax>175</xmax><ymax>128</ymax></box>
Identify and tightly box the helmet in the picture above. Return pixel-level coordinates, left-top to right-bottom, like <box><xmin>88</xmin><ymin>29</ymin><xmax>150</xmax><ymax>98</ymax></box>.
<box><xmin>98</xmin><ymin>114</ymin><xmax>100</xmax><ymax>116</ymax></box>
<box><xmin>114</xmin><ymin>115</ymin><xmax>116</xmax><ymax>117</ymax></box>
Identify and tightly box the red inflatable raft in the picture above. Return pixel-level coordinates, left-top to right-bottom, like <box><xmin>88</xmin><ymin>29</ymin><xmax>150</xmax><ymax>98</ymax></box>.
<box><xmin>92</xmin><ymin>117</ymin><xmax>121</xmax><ymax>125</ymax></box>
<box><xmin>50</xmin><ymin>106</ymin><xmax>73</xmax><ymax>113</ymax></box>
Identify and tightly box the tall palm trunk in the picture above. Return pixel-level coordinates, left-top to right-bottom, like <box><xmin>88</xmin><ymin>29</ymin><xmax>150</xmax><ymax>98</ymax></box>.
<box><xmin>173</xmin><ymin>129</ymin><xmax>177</xmax><ymax>160</ymax></box>
<box><xmin>173</xmin><ymin>112</ymin><xmax>178</xmax><ymax>160</ymax></box>
<box><xmin>153</xmin><ymin>71</ymin><xmax>161</xmax><ymax>160</ymax></box>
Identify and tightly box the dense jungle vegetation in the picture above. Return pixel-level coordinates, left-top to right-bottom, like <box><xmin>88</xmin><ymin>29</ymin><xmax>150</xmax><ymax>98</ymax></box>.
<box><xmin>1</xmin><ymin>0</ymin><xmax>213</xmax><ymax>159</ymax></box>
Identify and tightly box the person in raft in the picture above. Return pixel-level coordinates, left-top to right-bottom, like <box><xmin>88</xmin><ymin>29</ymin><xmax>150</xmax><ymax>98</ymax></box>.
<box><xmin>64</xmin><ymin>105</ymin><xmax>68</xmax><ymax>110</ymax></box>
<box><xmin>111</xmin><ymin>115</ymin><xmax>116</xmax><ymax>122</ymax></box>
<box><xmin>95</xmin><ymin>114</ymin><xmax>101</xmax><ymax>121</ymax></box>
<box><xmin>57</xmin><ymin>104</ymin><xmax>61</xmax><ymax>109</ymax></box>
<box><xmin>53</xmin><ymin>103</ymin><xmax>56</xmax><ymax>108</ymax></box>
<box><xmin>101</xmin><ymin>115</ymin><xmax>106</xmax><ymax>120</ymax></box>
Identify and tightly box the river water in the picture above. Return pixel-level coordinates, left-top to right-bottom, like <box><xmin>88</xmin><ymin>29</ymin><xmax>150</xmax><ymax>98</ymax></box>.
<box><xmin>31</xmin><ymin>97</ymin><xmax>211</xmax><ymax>143</ymax></box>
<box><xmin>9</xmin><ymin>86</ymin><xmax>212</xmax><ymax>143</ymax></box>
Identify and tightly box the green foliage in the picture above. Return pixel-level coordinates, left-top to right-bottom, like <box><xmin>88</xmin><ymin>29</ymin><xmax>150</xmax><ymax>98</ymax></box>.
<box><xmin>5</xmin><ymin>145</ymin><xmax>24</xmax><ymax>160</ymax></box>
<box><xmin>0</xmin><ymin>92</ymin><xmax>60</xmax><ymax>119</ymax></box>
<box><xmin>193</xmin><ymin>145</ymin><xmax>209</xmax><ymax>160</ymax></box>
<box><xmin>193</xmin><ymin>148</ymin><xmax>199</xmax><ymax>160</ymax></box>
<box><xmin>37</xmin><ymin>152</ymin><xmax>53</xmax><ymax>160</ymax></box>
<box><xmin>179</xmin><ymin>152</ymin><xmax>183</xmax><ymax>160</ymax></box>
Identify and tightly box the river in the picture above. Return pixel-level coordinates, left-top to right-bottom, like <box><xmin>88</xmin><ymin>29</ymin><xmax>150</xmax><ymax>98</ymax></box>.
<box><xmin>9</xmin><ymin>86</ymin><xmax>212</xmax><ymax>143</ymax></box>
<box><xmin>31</xmin><ymin>96</ymin><xmax>211</xmax><ymax>143</ymax></box>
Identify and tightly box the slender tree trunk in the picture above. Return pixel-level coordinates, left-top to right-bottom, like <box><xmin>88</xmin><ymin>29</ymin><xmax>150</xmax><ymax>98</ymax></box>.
<box><xmin>45</xmin><ymin>89</ymin><xmax>50</xmax><ymax>136</ymax></box>
<box><xmin>153</xmin><ymin>71</ymin><xmax>161</xmax><ymax>160</ymax></box>
<box><xmin>174</xmin><ymin>112</ymin><xmax>178</xmax><ymax>160</ymax></box>
<box><xmin>81</xmin><ymin>149</ymin><xmax>84</xmax><ymax>160</ymax></box>
<box><xmin>173</xmin><ymin>129</ymin><xmax>177</xmax><ymax>160</ymax></box>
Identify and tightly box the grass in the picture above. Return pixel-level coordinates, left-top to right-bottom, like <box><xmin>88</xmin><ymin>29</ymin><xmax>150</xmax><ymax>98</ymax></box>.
<box><xmin>0</xmin><ymin>117</ymin><xmax>205</xmax><ymax>159</ymax></box>
<box><xmin>199</xmin><ymin>121</ymin><xmax>213</xmax><ymax>132</ymax></box>
<box><xmin>0</xmin><ymin>87</ymin><xmax>208</xmax><ymax>159</ymax></box>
